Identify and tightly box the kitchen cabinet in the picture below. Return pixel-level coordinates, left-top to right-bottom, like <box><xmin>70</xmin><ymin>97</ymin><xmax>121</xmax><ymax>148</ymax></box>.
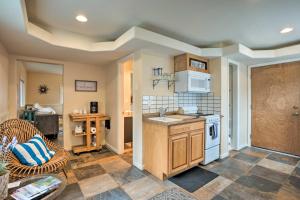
<box><xmin>174</xmin><ymin>53</ymin><xmax>209</xmax><ymax>73</ymax></box>
<box><xmin>190</xmin><ymin>130</ymin><xmax>204</xmax><ymax>165</ymax></box>
<box><xmin>169</xmin><ymin>133</ymin><xmax>189</xmax><ymax>174</ymax></box>
<box><xmin>143</xmin><ymin>119</ymin><xmax>204</xmax><ymax>180</ymax></box>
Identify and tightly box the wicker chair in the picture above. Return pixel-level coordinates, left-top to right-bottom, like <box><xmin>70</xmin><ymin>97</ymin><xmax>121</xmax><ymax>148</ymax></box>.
<box><xmin>0</xmin><ymin>119</ymin><xmax>69</xmax><ymax>180</ymax></box>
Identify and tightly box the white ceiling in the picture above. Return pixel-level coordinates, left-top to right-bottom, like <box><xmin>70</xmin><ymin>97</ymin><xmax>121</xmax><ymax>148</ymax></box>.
<box><xmin>25</xmin><ymin>0</ymin><xmax>300</xmax><ymax>49</ymax></box>
<box><xmin>23</xmin><ymin>61</ymin><xmax>63</xmax><ymax>75</ymax></box>
<box><xmin>0</xmin><ymin>0</ymin><xmax>142</xmax><ymax>65</ymax></box>
<box><xmin>0</xmin><ymin>0</ymin><xmax>299</xmax><ymax>66</ymax></box>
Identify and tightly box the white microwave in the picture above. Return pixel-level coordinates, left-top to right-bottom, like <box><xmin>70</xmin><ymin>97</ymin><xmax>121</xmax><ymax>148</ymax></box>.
<box><xmin>175</xmin><ymin>70</ymin><xmax>211</xmax><ymax>93</ymax></box>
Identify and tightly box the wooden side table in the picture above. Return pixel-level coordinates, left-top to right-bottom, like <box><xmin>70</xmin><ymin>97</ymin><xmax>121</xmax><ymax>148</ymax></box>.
<box><xmin>69</xmin><ymin>113</ymin><xmax>110</xmax><ymax>154</ymax></box>
<box><xmin>7</xmin><ymin>174</ymin><xmax>66</xmax><ymax>200</ymax></box>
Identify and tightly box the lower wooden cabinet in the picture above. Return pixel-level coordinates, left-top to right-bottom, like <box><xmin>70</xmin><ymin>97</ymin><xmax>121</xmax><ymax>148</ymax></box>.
<box><xmin>143</xmin><ymin>120</ymin><xmax>205</xmax><ymax>180</ymax></box>
<box><xmin>169</xmin><ymin>130</ymin><xmax>204</xmax><ymax>175</ymax></box>
<box><xmin>189</xmin><ymin>130</ymin><xmax>204</xmax><ymax>165</ymax></box>
<box><xmin>169</xmin><ymin>133</ymin><xmax>189</xmax><ymax>174</ymax></box>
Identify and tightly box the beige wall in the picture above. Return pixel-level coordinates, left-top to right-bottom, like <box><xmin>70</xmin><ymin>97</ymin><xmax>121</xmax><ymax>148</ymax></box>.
<box><xmin>8</xmin><ymin>57</ymin><xmax>18</xmax><ymax>118</ymax></box>
<box><xmin>64</xmin><ymin>62</ymin><xmax>106</xmax><ymax>150</ymax></box>
<box><xmin>209</xmin><ymin>58</ymin><xmax>222</xmax><ymax>96</ymax></box>
<box><xmin>141</xmin><ymin>52</ymin><xmax>174</xmax><ymax>96</ymax></box>
<box><xmin>8</xmin><ymin>59</ymin><xmax>27</xmax><ymax>117</ymax></box>
<box><xmin>26</xmin><ymin>71</ymin><xmax>63</xmax><ymax>114</ymax></box>
<box><xmin>105</xmin><ymin>61</ymin><xmax>122</xmax><ymax>153</ymax></box>
<box><xmin>0</xmin><ymin>42</ymin><xmax>9</xmax><ymax>122</ymax></box>
<box><xmin>8</xmin><ymin>56</ymin><xmax>106</xmax><ymax>150</ymax></box>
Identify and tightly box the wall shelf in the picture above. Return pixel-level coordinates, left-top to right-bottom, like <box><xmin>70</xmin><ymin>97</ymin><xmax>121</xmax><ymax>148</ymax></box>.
<box><xmin>72</xmin><ymin>131</ymin><xmax>97</xmax><ymax>137</ymax></box>
<box><xmin>152</xmin><ymin>73</ymin><xmax>176</xmax><ymax>90</ymax></box>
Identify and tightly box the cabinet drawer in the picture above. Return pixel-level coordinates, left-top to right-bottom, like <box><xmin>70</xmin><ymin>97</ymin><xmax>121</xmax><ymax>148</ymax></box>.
<box><xmin>169</xmin><ymin>122</ymin><xmax>204</xmax><ymax>135</ymax></box>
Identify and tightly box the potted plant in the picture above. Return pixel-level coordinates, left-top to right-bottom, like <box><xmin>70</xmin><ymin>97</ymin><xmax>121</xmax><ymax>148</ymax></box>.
<box><xmin>0</xmin><ymin>136</ymin><xmax>17</xmax><ymax>199</ymax></box>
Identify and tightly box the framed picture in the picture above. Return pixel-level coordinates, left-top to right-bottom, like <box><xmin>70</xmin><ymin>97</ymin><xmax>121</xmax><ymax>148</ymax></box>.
<box><xmin>75</xmin><ymin>80</ymin><xmax>97</xmax><ymax>92</ymax></box>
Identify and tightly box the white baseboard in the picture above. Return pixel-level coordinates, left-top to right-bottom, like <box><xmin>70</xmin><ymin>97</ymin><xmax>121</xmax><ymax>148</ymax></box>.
<box><xmin>220</xmin><ymin>152</ymin><xmax>229</xmax><ymax>159</ymax></box>
<box><xmin>237</xmin><ymin>143</ymin><xmax>248</xmax><ymax>150</ymax></box>
<box><xmin>133</xmin><ymin>161</ymin><xmax>144</xmax><ymax>170</ymax></box>
<box><xmin>105</xmin><ymin>142</ymin><xmax>120</xmax><ymax>154</ymax></box>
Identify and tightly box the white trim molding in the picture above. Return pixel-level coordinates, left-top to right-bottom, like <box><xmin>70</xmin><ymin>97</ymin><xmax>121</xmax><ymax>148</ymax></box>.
<box><xmin>10</xmin><ymin>0</ymin><xmax>300</xmax><ymax>65</ymax></box>
<box><xmin>105</xmin><ymin>142</ymin><xmax>120</xmax><ymax>154</ymax></box>
<box><xmin>249</xmin><ymin>57</ymin><xmax>300</xmax><ymax>68</ymax></box>
<box><xmin>220</xmin><ymin>152</ymin><xmax>229</xmax><ymax>159</ymax></box>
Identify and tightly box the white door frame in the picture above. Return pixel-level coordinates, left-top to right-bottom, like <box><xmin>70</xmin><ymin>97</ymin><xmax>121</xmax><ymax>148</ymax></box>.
<box><xmin>228</xmin><ymin>60</ymin><xmax>240</xmax><ymax>150</ymax></box>
<box><xmin>247</xmin><ymin>57</ymin><xmax>300</xmax><ymax>147</ymax></box>
<box><xmin>116</xmin><ymin>54</ymin><xmax>134</xmax><ymax>154</ymax></box>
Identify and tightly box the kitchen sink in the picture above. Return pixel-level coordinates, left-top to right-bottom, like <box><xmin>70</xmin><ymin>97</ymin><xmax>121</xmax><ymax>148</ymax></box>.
<box><xmin>148</xmin><ymin>117</ymin><xmax>182</xmax><ymax>123</ymax></box>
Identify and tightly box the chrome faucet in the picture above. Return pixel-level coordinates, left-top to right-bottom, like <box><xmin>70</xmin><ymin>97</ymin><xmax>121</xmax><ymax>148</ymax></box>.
<box><xmin>159</xmin><ymin>107</ymin><xmax>168</xmax><ymax>117</ymax></box>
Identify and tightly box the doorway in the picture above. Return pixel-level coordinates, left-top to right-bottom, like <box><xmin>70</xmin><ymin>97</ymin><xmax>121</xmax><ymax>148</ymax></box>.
<box><xmin>116</xmin><ymin>56</ymin><xmax>134</xmax><ymax>159</ymax></box>
<box><xmin>17</xmin><ymin>60</ymin><xmax>64</xmax><ymax>146</ymax></box>
<box><xmin>251</xmin><ymin>61</ymin><xmax>300</xmax><ymax>156</ymax></box>
<box><xmin>122</xmin><ymin>59</ymin><xmax>133</xmax><ymax>153</ymax></box>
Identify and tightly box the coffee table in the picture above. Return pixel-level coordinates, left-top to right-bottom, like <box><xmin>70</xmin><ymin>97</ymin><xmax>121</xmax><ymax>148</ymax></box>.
<box><xmin>7</xmin><ymin>174</ymin><xmax>66</xmax><ymax>200</ymax></box>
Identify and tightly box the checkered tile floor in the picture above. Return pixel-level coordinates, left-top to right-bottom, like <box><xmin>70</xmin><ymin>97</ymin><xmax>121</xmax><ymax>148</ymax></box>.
<box><xmin>59</xmin><ymin>147</ymin><xmax>300</xmax><ymax>200</ymax></box>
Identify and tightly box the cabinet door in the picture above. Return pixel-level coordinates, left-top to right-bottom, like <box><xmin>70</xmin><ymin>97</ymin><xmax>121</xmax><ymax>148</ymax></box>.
<box><xmin>169</xmin><ymin>133</ymin><xmax>189</xmax><ymax>174</ymax></box>
<box><xmin>189</xmin><ymin>130</ymin><xmax>204</xmax><ymax>166</ymax></box>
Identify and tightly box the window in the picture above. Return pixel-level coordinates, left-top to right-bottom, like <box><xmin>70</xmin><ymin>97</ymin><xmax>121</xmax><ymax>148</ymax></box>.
<box><xmin>19</xmin><ymin>80</ymin><xmax>25</xmax><ymax>107</ymax></box>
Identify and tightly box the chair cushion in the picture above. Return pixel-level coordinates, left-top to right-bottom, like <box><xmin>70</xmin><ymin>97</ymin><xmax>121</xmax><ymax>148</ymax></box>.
<box><xmin>12</xmin><ymin>134</ymin><xmax>55</xmax><ymax>166</ymax></box>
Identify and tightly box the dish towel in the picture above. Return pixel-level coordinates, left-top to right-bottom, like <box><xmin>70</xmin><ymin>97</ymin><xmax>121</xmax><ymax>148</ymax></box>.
<box><xmin>212</xmin><ymin>123</ymin><xmax>218</xmax><ymax>139</ymax></box>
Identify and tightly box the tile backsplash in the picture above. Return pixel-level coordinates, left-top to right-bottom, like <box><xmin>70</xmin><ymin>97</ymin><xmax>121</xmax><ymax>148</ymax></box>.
<box><xmin>142</xmin><ymin>93</ymin><xmax>221</xmax><ymax>114</ymax></box>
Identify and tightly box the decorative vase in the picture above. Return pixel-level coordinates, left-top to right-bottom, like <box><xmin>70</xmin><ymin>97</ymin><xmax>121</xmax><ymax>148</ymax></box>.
<box><xmin>0</xmin><ymin>171</ymin><xmax>9</xmax><ymax>199</ymax></box>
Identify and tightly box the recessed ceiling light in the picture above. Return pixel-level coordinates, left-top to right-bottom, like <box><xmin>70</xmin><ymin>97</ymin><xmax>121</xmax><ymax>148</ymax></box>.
<box><xmin>76</xmin><ymin>15</ymin><xmax>88</xmax><ymax>22</ymax></box>
<box><xmin>280</xmin><ymin>27</ymin><xmax>294</xmax><ymax>34</ymax></box>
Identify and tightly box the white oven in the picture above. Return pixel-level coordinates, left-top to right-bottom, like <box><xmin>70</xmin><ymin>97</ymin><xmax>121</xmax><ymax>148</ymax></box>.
<box><xmin>175</xmin><ymin>70</ymin><xmax>211</xmax><ymax>93</ymax></box>
<box><xmin>202</xmin><ymin>115</ymin><xmax>221</xmax><ymax>165</ymax></box>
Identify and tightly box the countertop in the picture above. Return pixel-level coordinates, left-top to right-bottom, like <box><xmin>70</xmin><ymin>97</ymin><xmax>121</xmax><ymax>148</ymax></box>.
<box><xmin>143</xmin><ymin>112</ymin><xmax>205</xmax><ymax>126</ymax></box>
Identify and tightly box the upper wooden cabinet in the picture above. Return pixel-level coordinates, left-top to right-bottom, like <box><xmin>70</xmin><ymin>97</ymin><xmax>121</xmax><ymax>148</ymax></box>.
<box><xmin>174</xmin><ymin>53</ymin><xmax>209</xmax><ymax>73</ymax></box>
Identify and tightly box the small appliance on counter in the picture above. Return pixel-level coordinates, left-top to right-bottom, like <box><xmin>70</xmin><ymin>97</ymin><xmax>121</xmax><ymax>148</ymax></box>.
<box><xmin>180</xmin><ymin>106</ymin><xmax>221</xmax><ymax>165</ymax></box>
<box><xmin>90</xmin><ymin>101</ymin><xmax>98</xmax><ymax>113</ymax></box>
<box><xmin>74</xmin><ymin>125</ymin><xmax>83</xmax><ymax>135</ymax></box>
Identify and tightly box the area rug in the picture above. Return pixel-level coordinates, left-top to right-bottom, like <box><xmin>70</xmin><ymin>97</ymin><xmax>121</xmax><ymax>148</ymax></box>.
<box><xmin>148</xmin><ymin>188</ymin><xmax>197</xmax><ymax>200</ymax></box>
<box><xmin>169</xmin><ymin>167</ymin><xmax>218</xmax><ymax>192</ymax></box>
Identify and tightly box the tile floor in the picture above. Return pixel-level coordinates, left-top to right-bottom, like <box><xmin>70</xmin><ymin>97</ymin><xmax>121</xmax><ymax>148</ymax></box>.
<box><xmin>59</xmin><ymin>147</ymin><xmax>300</xmax><ymax>200</ymax></box>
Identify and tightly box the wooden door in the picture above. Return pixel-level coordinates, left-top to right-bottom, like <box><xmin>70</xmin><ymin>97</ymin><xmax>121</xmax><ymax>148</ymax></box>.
<box><xmin>189</xmin><ymin>130</ymin><xmax>204</xmax><ymax>165</ymax></box>
<box><xmin>169</xmin><ymin>133</ymin><xmax>189</xmax><ymax>174</ymax></box>
<box><xmin>251</xmin><ymin>61</ymin><xmax>300</xmax><ymax>156</ymax></box>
